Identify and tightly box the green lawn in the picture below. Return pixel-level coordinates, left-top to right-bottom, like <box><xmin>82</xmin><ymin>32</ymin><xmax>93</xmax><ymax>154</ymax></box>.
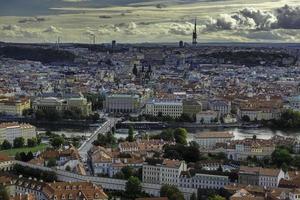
<box><xmin>0</xmin><ymin>144</ymin><xmax>48</xmax><ymax>156</ymax></box>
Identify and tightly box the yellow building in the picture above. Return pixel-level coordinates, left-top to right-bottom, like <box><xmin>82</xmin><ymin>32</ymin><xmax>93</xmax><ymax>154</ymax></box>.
<box><xmin>0</xmin><ymin>97</ymin><xmax>30</xmax><ymax>116</ymax></box>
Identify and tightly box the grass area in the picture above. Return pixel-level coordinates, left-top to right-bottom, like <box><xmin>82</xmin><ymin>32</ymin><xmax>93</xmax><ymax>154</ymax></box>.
<box><xmin>0</xmin><ymin>144</ymin><xmax>48</xmax><ymax>156</ymax></box>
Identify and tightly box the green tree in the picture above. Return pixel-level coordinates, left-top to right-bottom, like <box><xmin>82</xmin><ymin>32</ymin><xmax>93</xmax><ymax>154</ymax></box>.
<box><xmin>271</xmin><ymin>147</ymin><xmax>293</xmax><ymax>167</ymax></box>
<box><xmin>1</xmin><ymin>140</ymin><xmax>12</xmax><ymax>150</ymax></box>
<box><xmin>47</xmin><ymin>158</ymin><xmax>57</xmax><ymax>167</ymax></box>
<box><xmin>126</xmin><ymin>126</ymin><xmax>135</xmax><ymax>142</ymax></box>
<box><xmin>66</xmin><ymin>165</ymin><xmax>71</xmax><ymax>171</ymax></box>
<box><xmin>13</xmin><ymin>137</ymin><xmax>25</xmax><ymax>148</ymax></box>
<box><xmin>208</xmin><ymin>195</ymin><xmax>226</xmax><ymax>200</ymax></box>
<box><xmin>27</xmin><ymin>137</ymin><xmax>37</xmax><ymax>147</ymax></box>
<box><xmin>125</xmin><ymin>176</ymin><xmax>142</xmax><ymax>197</ymax></box>
<box><xmin>121</xmin><ymin>166</ymin><xmax>134</xmax><ymax>180</ymax></box>
<box><xmin>160</xmin><ymin>185</ymin><xmax>184</xmax><ymax>200</ymax></box>
<box><xmin>174</xmin><ymin>128</ymin><xmax>188</xmax><ymax>145</ymax></box>
<box><xmin>50</xmin><ymin>136</ymin><xmax>65</xmax><ymax>148</ymax></box>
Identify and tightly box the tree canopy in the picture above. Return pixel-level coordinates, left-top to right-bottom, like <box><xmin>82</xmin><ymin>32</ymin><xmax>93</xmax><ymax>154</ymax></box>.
<box><xmin>160</xmin><ymin>185</ymin><xmax>184</xmax><ymax>200</ymax></box>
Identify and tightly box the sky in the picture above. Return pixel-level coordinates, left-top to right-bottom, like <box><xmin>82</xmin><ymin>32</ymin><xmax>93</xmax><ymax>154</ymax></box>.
<box><xmin>0</xmin><ymin>0</ymin><xmax>300</xmax><ymax>43</ymax></box>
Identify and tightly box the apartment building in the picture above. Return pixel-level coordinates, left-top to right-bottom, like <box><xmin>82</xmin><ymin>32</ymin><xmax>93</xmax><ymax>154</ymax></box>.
<box><xmin>0</xmin><ymin>97</ymin><xmax>30</xmax><ymax>116</ymax></box>
<box><xmin>145</xmin><ymin>99</ymin><xmax>183</xmax><ymax>118</ymax></box>
<box><xmin>142</xmin><ymin>159</ymin><xmax>187</xmax><ymax>186</ymax></box>
<box><xmin>180</xmin><ymin>172</ymin><xmax>230</xmax><ymax>189</ymax></box>
<box><xmin>0</xmin><ymin>122</ymin><xmax>36</xmax><ymax>144</ymax></box>
<box><xmin>194</xmin><ymin>131</ymin><xmax>234</xmax><ymax>149</ymax></box>
<box><xmin>238</xmin><ymin>166</ymin><xmax>285</xmax><ymax>188</ymax></box>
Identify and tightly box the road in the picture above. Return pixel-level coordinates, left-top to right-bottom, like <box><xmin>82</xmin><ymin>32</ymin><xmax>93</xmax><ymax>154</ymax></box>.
<box><xmin>78</xmin><ymin>117</ymin><xmax>118</xmax><ymax>161</ymax></box>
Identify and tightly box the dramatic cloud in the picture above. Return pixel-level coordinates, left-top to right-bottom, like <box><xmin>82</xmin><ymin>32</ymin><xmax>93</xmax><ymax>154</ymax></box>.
<box><xmin>276</xmin><ymin>5</ymin><xmax>300</xmax><ymax>29</ymax></box>
<box><xmin>205</xmin><ymin>5</ymin><xmax>300</xmax><ymax>31</ymax></box>
<box><xmin>168</xmin><ymin>22</ymin><xmax>194</xmax><ymax>35</ymax></box>
<box><xmin>43</xmin><ymin>26</ymin><xmax>61</xmax><ymax>34</ymax></box>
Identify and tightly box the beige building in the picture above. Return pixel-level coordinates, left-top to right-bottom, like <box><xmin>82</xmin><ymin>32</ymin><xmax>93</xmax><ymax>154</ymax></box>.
<box><xmin>0</xmin><ymin>97</ymin><xmax>30</xmax><ymax>116</ymax></box>
<box><xmin>145</xmin><ymin>99</ymin><xmax>183</xmax><ymax>118</ymax></box>
<box><xmin>0</xmin><ymin>122</ymin><xmax>36</xmax><ymax>145</ymax></box>
<box><xmin>182</xmin><ymin>99</ymin><xmax>202</xmax><ymax>117</ymax></box>
<box><xmin>32</xmin><ymin>95</ymin><xmax>92</xmax><ymax>116</ymax></box>
<box><xmin>105</xmin><ymin>94</ymin><xmax>141</xmax><ymax>113</ymax></box>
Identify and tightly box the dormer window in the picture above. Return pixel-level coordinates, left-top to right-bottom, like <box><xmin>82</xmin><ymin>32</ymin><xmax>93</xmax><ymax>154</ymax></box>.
<box><xmin>95</xmin><ymin>193</ymin><xmax>99</xmax><ymax>198</ymax></box>
<box><xmin>54</xmin><ymin>195</ymin><xmax>57</xmax><ymax>200</ymax></box>
<box><xmin>69</xmin><ymin>194</ymin><xmax>73</xmax><ymax>199</ymax></box>
<box><xmin>62</xmin><ymin>194</ymin><xmax>65</xmax><ymax>199</ymax></box>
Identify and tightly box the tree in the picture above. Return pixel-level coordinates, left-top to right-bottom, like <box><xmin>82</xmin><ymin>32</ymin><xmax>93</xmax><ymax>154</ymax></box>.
<box><xmin>50</xmin><ymin>136</ymin><xmax>64</xmax><ymax>148</ymax></box>
<box><xmin>242</xmin><ymin>115</ymin><xmax>250</xmax><ymax>122</ymax></box>
<box><xmin>47</xmin><ymin>158</ymin><xmax>57</xmax><ymax>167</ymax></box>
<box><xmin>174</xmin><ymin>128</ymin><xmax>188</xmax><ymax>145</ymax></box>
<box><xmin>160</xmin><ymin>185</ymin><xmax>184</xmax><ymax>200</ymax></box>
<box><xmin>208</xmin><ymin>195</ymin><xmax>226</xmax><ymax>200</ymax></box>
<box><xmin>125</xmin><ymin>176</ymin><xmax>142</xmax><ymax>197</ymax></box>
<box><xmin>13</xmin><ymin>137</ymin><xmax>25</xmax><ymax>148</ymax></box>
<box><xmin>126</xmin><ymin>126</ymin><xmax>135</xmax><ymax>142</ymax></box>
<box><xmin>190</xmin><ymin>193</ymin><xmax>197</xmax><ymax>200</ymax></box>
<box><xmin>272</xmin><ymin>147</ymin><xmax>293</xmax><ymax>167</ymax></box>
<box><xmin>121</xmin><ymin>166</ymin><xmax>134</xmax><ymax>180</ymax></box>
<box><xmin>27</xmin><ymin>137</ymin><xmax>37</xmax><ymax>147</ymax></box>
<box><xmin>66</xmin><ymin>165</ymin><xmax>71</xmax><ymax>171</ymax></box>
<box><xmin>1</xmin><ymin>140</ymin><xmax>12</xmax><ymax>150</ymax></box>
<box><xmin>132</xmin><ymin>64</ymin><xmax>138</xmax><ymax>76</ymax></box>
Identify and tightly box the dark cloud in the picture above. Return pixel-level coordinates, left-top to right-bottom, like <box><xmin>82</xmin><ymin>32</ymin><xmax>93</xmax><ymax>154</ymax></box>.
<box><xmin>205</xmin><ymin>5</ymin><xmax>300</xmax><ymax>31</ymax></box>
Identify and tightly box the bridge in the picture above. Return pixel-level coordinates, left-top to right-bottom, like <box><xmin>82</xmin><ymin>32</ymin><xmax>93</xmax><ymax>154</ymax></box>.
<box><xmin>78</xmin><ymin>117</ymin><xmax>119</xmax><ymax>161</ymax></box>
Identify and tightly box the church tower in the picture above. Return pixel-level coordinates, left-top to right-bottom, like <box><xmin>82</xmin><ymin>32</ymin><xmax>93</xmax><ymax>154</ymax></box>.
<box><xmin>192</xmin><ymin>18</ymin><xmax>197</xmax><ymax>45</ymax></box>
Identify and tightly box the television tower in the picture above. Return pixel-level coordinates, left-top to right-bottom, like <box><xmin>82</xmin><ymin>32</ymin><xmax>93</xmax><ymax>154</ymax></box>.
<box><xmin>192</xmin><ymin>18</ymin><xmax>197</xmax><ymax>45</ymax></box>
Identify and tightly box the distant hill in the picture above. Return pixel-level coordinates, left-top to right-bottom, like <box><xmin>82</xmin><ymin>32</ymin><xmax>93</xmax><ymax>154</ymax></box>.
<box><xmin>0</xmin><ymin>46</ymin><xmax>75</xmax><ymax>64</ymax></box>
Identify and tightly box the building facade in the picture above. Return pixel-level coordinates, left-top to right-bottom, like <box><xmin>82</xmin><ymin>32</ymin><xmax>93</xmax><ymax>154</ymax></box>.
<box><xmin>0</xmin><ymin>97</ymin><xmax>30</xmax><ymax>116</ymax></box>
<box><xmin>194</xmin><ymin>131</ymin><xmax>234</xmax><ymax>149</ymax></box>
<box><xmin>105</xmin><ymin>94</ymin><xmax>141</xmax><ymax>113</ymax></box>
<box><xmin>145</xmin><ymin>100</ymin><xmax>183</xmax><ymax>118</ymax></box>
<box><xmin>0</xmin><ymin>122</ymin><xmax>36</xmax><ymax>145</ymax></box>
<box><xmin>142</xmin><ymin>159</ymin><xmax>187</xmax><ymax>186</ymax></box>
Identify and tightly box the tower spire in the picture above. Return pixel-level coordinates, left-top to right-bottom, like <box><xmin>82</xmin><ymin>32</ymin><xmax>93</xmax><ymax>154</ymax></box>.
<box><xmin>192</xmin><ymin>17</ymin><xmax>197</xmax><ymax>45</ymax></box>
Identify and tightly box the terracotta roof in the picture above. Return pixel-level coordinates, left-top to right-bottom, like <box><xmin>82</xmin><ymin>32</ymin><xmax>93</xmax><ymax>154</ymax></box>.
<box><xmin>239</xmin><ymin>166</ymin><xmax>281</xmax><ymax>177</ymax></box>
<box><xmin>10</xmin><ymin>193</ymin><xmax>37</xmax><ymax>200</ymax></box>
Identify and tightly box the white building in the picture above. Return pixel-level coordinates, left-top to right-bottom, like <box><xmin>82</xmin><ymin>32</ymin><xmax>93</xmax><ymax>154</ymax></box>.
<box><xmin>194</xmin><ymin>131</ymin><xmax>234</xmax><ymax>149</ymax></box>
<box><xmin>180</xmin><ymin>172</ymin><xmax>230</xmax><ymax>189</ymax></box>
<box><xmin>0</xmin><ymin>122</ymin><xmax>36</xmax><ymax>145</ymax></box>
<box><xmin>196</xmin><ymin>110</ymin><xmax>218</xmax><ymax>124</ymax></box>
<box><xmin>209</xmin><ymin>100</ymin><xmax>231</xmax><ymax>116</ymax></box>
<box><xmin>259</xmin><ymin>168</ymin><xmax>285</xmax><ymax>188</ymax></box>
<box><xmin>145</xmin><ymin>99</ymin><xmax>183</xmax><ymax>118</ymax></box>
<box><xmin>142</xmin><ymin>159</ymin><xmax>187</xmax><ymax>186</ymax></box>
